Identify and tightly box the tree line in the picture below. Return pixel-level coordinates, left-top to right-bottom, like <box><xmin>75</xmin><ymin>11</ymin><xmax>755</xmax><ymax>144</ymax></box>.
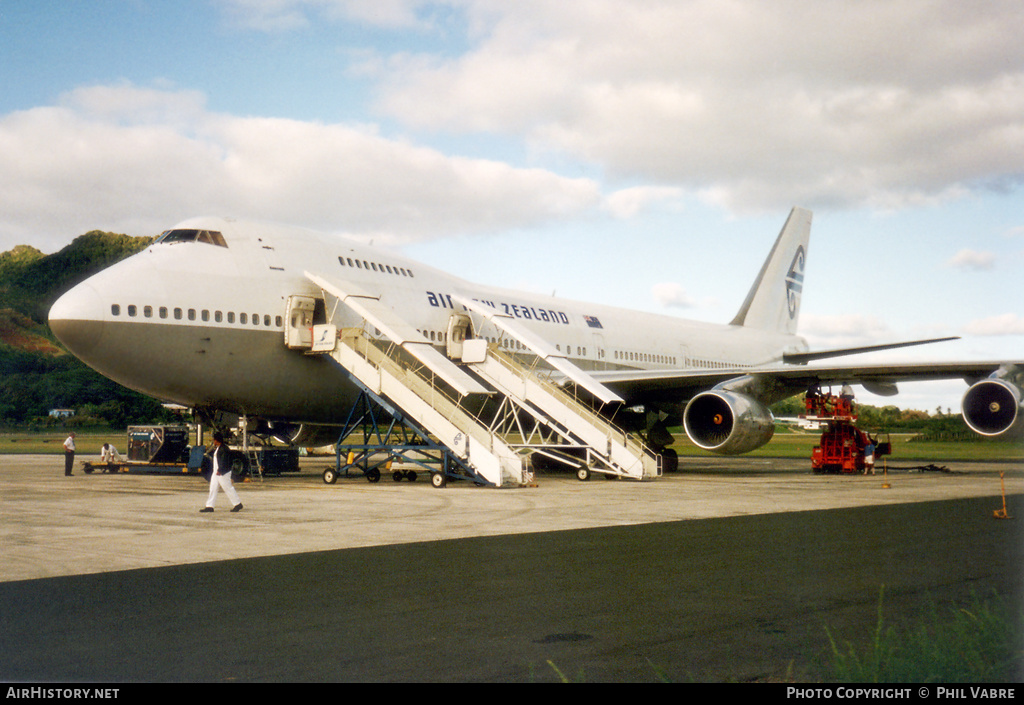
<box><xmin>0</xmin><ymin>230</ymin><xmax>167</xmax><ymax>428</ymax></box>
<box><xmin>770</xmin><ymin>394</ymin><xmax>976</xmax><ymax>440</ymax></box>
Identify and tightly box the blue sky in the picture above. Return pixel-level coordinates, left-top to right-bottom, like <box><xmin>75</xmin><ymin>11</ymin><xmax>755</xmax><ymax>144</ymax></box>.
<box><xmin>1</xmin><ymin>1</ymin><xmax>1022</xmax><ymax>413</ymax></box>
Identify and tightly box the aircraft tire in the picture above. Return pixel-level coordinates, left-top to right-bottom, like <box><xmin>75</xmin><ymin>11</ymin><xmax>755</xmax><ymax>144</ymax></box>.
<box><xmin>661</xmin><ymin>448</ymin><xmax>679</xmax><ymax>473</ymax></box>
<box><xmin>366</xmin><ymin>468</ymin><xmax>381</xmax><ymax>483</ymax></box>
<box><xmin>230</xmin><ymin>454</ymin><xmax>249</xmax><ymax>480</ymax></box>
<box><xmin>322</xmin><ymin>468</ymin><xmax>337</xmax><ymax>484</ymax></box>
<box><xmin>431</xmin><ymin>472</ymin><xmax>447</xmax><ymax>488</ymax></box>
<box><xmin>576</xmin><ymin>467</ymin><xmax>591</xmax><ymax>481</ymax></box>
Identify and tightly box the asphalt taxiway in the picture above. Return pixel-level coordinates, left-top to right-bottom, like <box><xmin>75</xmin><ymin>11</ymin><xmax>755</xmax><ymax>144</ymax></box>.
<box><xmin>1</xmin><ymin>454</ymin><xmax>1021</xmax><ymax>682</ymax></box>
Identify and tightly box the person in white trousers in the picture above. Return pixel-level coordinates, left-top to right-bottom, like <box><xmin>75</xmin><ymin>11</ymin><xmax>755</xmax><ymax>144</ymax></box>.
<box><xmin>200</xmin><ymin>433</ymin><xmax>243</xmax><ymax>513</ymax></box>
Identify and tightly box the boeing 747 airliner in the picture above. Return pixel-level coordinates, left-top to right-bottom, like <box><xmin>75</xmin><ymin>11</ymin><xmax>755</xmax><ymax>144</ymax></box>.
<box><xmin>48</xmin><ymin>208</ymin><xmax>1023</xmax><ymax>476</ymax></box>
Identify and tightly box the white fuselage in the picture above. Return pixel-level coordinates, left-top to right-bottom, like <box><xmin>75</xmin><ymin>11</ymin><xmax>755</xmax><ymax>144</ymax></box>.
<box><xmin>48</xmin><ymin>216</ymin><xmax>806</xmax><ymax>425</ymax></box>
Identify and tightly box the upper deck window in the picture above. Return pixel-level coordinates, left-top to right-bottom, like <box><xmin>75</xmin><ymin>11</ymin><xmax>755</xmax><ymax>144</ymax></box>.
<box><xmin>155</xmin><ymin>229</ymin><xmax>228</xmax><ymax>248</ymax></box>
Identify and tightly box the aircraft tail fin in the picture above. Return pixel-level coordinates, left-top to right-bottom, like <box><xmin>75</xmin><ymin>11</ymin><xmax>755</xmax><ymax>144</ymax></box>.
<box><xmin>729</xmin><ymin>207</ymin><xmax>812</xmax><ymax>336</ymax></box>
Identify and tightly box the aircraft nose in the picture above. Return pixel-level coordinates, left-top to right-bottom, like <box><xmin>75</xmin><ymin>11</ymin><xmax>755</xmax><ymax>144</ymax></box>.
<box><xmin>49</xmin><ymin>282</ymin><xmax>106</xmax><ymax>357</ymax></box>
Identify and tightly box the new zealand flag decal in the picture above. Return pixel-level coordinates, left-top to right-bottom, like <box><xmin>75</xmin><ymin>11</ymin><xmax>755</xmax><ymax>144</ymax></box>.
<box><xmin>584</xmin><ymin>315</ymin><xmax>603</xmax><ymax>329</ymax></box>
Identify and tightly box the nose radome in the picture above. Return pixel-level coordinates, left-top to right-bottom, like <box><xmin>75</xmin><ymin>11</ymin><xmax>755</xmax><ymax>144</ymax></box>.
<box><xmin>49</xmin><ymin>282</ymin><xmax>106</xmax><ymax>357</ymax></box>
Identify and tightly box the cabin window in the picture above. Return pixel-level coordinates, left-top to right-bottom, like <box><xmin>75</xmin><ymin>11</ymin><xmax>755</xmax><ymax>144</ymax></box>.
<box><xmin>239</xmin><ymin>313</ymin><xmax>247</xmax><ymax>324</ymax></box>
<box><xmin>188</xmin><ymin>309</ymin><xmax>196</xmax><ymax>321</ymax></box>
<box><xmin>128</xmin><ymin>305</ymin><xmax>137</xmax><ymax>317</ymax></box>
<box><xmin>264</xmin><ymin>315</ymin><xmax>271</xmax><ymax>327</ymax></box>
<box><xmin>201</xmin><ymin>310</ymin><xmax>210</xmax><ymax>322</ymax></box>
<box><xmin>227</xmin><ymin>312</ymin><xmax>235</xmax><ymax>323</ymax></box>
<box><xmin>174</xmin><ymin>308</ymin><xmax>182</xmax><ymax>320</ymax></box>
<box><xmin>155</xmin><ymin>229</ymin><xmax>228</xmax><ymax>248</ymax></box>
<box><xmin>215</xmin><ymin>311</ymin><xmax>223</xmax><ymax>323</ymax></box>
<box><xmin>159</xmin><ymin>307</ymin><xmax>168</xmax><ymax>319</ymax></box>
<box><xmin>143</xmin><ymin>306</ymin><xmax>152</xmax><ymax>318</ymax></box>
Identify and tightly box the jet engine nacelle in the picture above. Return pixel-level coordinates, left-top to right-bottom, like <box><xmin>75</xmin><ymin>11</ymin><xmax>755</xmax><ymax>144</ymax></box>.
<box><xmin>683</xmin><ymin>391</ymin><xmax>775</xmax><ymax>455</ymax></box>
<box><xmin>962</xmin><ymin>377</ymin><xmax>1024</xmax><ymax>437</ymax></box>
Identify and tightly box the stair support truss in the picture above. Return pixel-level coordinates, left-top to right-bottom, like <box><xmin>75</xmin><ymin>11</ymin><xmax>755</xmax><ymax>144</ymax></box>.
<box><xmin>327</xmin><ymin>375</ymin><xmax>493</xmax><ymax>487</ymax></box>
<box><xmin>470</xmin><ymin>346</ymin><xmax>661</xmax><ymax>481</ymax></box>
<box><xmin>329</xmin><ymin>327</ymin><xmax>526</xmax><ymax>487</ymax></box>
<box><xmin>303</xmin><ymin>271</ymin><xmax>660</xmax><ymax>486</ymax></box>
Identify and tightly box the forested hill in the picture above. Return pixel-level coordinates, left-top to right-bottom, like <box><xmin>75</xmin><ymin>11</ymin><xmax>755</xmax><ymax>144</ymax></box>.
<box><xmin>0</xmin><ymin>231</ymin><xmax>162</xmax><ymax>426</ymax></box>
<box><xmin>0</xmin><ymin>230</ymin><xmax>153</xmax><ymax>324</ymax></box>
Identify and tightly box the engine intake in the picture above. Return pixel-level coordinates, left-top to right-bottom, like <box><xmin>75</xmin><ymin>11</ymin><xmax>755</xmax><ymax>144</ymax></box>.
<box><xmin>962</xmin><ymin>378</ymin><xmax>1023</xmax><ymax>437</ymax></box>
<box><xmin>683</xmin><ymin>391</ymin><xmax>775</xmax><ymax>455</ymax></box>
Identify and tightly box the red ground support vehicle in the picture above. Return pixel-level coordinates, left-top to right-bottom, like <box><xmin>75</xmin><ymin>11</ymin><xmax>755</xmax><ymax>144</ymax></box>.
<box><xmin>803</xmin><ymin>390</ymin><xmax>890</xmax><ymax>474</ymax></box>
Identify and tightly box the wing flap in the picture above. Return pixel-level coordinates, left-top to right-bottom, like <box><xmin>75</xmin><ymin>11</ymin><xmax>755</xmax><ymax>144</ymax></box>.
<box><xmin>589</xmin><ymin>360</ymin><xmax>1013</xmax><ymax>403</ymax></box>
<box><xmin>782</xmin><ymin>336</ymin><xmax>959</xmax><ymax>364</ymax></box>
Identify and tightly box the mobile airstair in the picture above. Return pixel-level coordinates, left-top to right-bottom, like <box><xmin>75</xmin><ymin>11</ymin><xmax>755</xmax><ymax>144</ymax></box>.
<box><xmin>301</xmin><ymin>272</ymin><xmax>660</xmax><ymax>486</ymax></box>
<box><xmin>328</xmin><ymin>327</ymin><xmax>524</xmax><ymax>487</ymax></box>
<box><xmin>466</xmin><ymin>344</ymin><xmax>660</xmax><ymax>480</ymax></box>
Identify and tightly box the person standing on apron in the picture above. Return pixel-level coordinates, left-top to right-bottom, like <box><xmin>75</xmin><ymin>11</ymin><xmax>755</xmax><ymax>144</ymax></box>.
<box><xmin>200</xmin><ymin>433</ymin><xmax>243</xmax><ymax>513</ymax></box>
<box><xmin>63</xmin><ymin>432</ymin><xmax>76</xmax><ymax>476</ymax></box>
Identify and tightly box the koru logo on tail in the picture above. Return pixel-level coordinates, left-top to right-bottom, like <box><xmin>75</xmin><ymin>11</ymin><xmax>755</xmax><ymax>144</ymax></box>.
<box><xmin>785</xmin><ymin>246</ymin><xmax>805</xmax><ymax>319</ymax></box>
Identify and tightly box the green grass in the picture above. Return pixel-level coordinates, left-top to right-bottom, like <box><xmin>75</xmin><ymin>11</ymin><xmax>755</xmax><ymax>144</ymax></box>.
<box><xmin>540</xmin><ymin>589</ymin><xmax>1023</xmax><ymax>682</ymax></box>
<box><xmin>0</xmin><ymin>430</ymin><xmax>116</xmax><ymax>455</ymax></box>
<box><xmin>672</xmin><ymin>431</ymin><xmax>1024</xmax><ymax>462</ymax></box>
<box><xmin>4</xmin><ymin>428</ymin><xmax>1022</xmax><ymax>463</ymax></box>
<box><xmin>826</xmin><ymin>588</ymin><xmax>1024</xmax><ymax>683</ymax></box>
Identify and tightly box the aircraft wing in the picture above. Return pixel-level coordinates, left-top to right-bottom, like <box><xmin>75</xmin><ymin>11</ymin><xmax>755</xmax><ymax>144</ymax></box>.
<box><xmin>588</xmin><ymin>360</ymin><xmax>1018</xmax><ymax>404</ymax></box>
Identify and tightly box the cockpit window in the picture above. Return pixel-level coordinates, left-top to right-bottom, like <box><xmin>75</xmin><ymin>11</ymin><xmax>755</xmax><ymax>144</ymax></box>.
<box><xmin>155</xmin><ymin>229</ymin><xmax>228</xmax><ymax>248</ymax></box>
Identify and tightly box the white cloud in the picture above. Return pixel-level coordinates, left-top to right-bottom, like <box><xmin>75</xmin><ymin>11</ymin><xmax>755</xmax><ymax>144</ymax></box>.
<box><xmin>0</xmin><ymin>83</ymin><xmax>603</xmax><ymax>250</ymax></box>
<box><xmin>946</xmin><ymin>249</ymin><xmax>996</xmax><ymax>271</ymax></box>
<box><xmin>798</xmin><ymin>313</ymin><xmax>894</xmax><ymax>348</ymax></box>
<box><xmin>368</xmin><ymin>1</ymin><xmax>1024</xmax><ymax>213</ymax></box>
<box><xmin>603</xmin><ymin>186</ymin><xmax>684</xmax><ymax>219</ymax></box>
<box><xmin>963</xmin><ymin>313</ymin><xmax>1024</xmax><ymax>336</ymax></box>
<box><xmin>651</xmin><ymin>282</ymin><xmax>694</xmax><ymax>309</ymax></box>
